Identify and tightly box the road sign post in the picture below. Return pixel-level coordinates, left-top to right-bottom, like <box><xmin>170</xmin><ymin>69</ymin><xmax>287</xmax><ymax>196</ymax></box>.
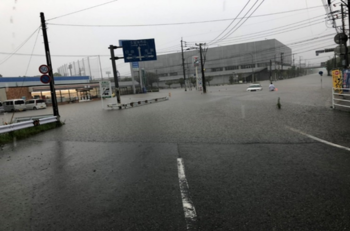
<box><xmin>108</xmin><ymin>45</ymin><xmax>122</xmax><ymax>104</ymax></box>
<box><xmin>40</xmin><ymin>12</ymin><xmax>59</xmax><ymax>117</ymax></box>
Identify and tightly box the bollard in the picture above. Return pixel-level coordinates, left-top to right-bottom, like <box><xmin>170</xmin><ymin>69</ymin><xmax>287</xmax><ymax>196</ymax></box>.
<box><xmin>277</xmin><ymin>97</ymin><xmax>281</xmax><ymax>109</ymax></box>
<box><xmin>169</xmin><ymin>92</ymin><xmax>171</xmax><ymax>97</ymax></box>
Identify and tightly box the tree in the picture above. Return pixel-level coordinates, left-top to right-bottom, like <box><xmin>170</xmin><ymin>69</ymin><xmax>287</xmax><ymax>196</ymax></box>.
<box><xmin>178</xmin><ymin>78</ymin><xmax>185</xmax><ymax>88</ymax></box>
<box><xmin>229</xmin><ymin>75</ymin><xmax>234</xmax><ymax>84</ymax></box>
<box><xmin>165</xmin><ymin>81</ymin><xmax>173</xmax><ymax>88</ymax></box>
<box><xmin>206</xmin><ymin>76</ymin><xmax>214</xmax><ymax>86</ymax></box>
<box><xmin>53</xmin><ymin>72</ymin><xmax>62</xmax><ymax>77</ymax></box>
<box><xmin>145</xmin><ymin>72</ymin><xmax>159</xmax><ymax>88</ymax></box>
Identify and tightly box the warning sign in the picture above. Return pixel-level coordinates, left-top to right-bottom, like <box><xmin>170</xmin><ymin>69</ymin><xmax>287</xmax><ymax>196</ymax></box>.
<box><xmin>332</xmin><ymin>69</ymin><xmax>343</xmax><ymax>93</ymax></box>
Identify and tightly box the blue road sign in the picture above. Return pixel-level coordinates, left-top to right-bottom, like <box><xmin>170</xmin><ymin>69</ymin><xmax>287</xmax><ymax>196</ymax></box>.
<box><xmin>132</xmin><ymin>62</ymin><xmax>139</xmax><ymax>69</ymax></box>
<box><xmin>119</xmin><ymin>40</ymin><xmax>139</xmax><ymax>68</ymax></box>
<box><xmin>122</xmin><ymin>39</ymin><xmax>157</xmax><ymax>63</ymax></box>
<box><xmin>40</xmin><ymin>75</ymin><xmax>51</xmax><ymax>84</ymax></box>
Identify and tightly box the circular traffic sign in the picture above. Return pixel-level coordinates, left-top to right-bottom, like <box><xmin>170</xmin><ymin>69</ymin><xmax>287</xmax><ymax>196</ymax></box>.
<box><xmin>39</xmin><ymin>64</ymin><xmax>49</xmax><ymax>74</ymax></box>
<box><xmin>40</xmin><ymin>75</ymin><xmax>51</xmax><ymax>84</ymax></box>
<box><xmin>334</xmin><ymin>33</ymin><xmax>348</xmax><ymax>45</ymax></box>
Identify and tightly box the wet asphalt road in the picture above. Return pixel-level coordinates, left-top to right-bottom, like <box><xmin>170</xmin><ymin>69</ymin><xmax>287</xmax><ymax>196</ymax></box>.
<box><xmin>1</xmin><ymin>74</ymin><xmax>350</xmax><ymax>230</ymax></box>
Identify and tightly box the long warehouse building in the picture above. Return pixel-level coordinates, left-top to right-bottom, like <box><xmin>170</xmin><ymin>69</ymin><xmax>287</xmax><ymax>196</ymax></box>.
<box><xmin>133</xmin><ymin>39</ymin><xmax>292</xmax><ymax>87</ymax></box>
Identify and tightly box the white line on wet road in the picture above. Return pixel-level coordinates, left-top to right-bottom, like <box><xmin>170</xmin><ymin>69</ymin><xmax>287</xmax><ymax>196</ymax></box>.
<box><xmin>287</xmin><ymin>126</ymin><xmax>350</xmax><ymax>152</ymax></box>
<box><xmin>177</xmin><ymin>158</ymin><xmax>197</xmax><ymax>230</ymax></box>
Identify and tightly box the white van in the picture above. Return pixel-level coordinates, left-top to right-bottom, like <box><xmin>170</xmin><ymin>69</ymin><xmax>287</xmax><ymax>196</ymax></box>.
<box><xmin>25</xmin><ymin>99</ymin><xmax>47</xmax><ymax>110</ymax></box>
<box><xmin>3</xmin><ymin>99</ymin><xmax>26</xmax><ymax>112</ymax></box>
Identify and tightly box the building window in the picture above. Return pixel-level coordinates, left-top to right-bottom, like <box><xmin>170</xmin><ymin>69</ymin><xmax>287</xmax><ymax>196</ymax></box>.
<box><xmin>158</xmin><ymin>73</ymin><xmax>168</xmax><ymax>77</ymax></box>
<box><xmin>211</xmin><ymin>67</ymin><xmax>223</xmax><ymax>72</ymax></box>
<box><xmin>241</xmin><ymin>64</ymin><xmax>254</xmax><ymax>69</ymax></box>
<box><xmin>169</xmin><ymin>72</ymin><xmax>178</xmax><ymax>76</ymax></box>
<box><xmin>225</xmin><ymin>66</ymin><xmax>239</xmax><ymax>70</ymax></box>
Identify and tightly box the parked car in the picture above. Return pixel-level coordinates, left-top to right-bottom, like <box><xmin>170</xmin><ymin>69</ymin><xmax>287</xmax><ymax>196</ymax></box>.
<box><xmin>25</xmin><ymin>99</ymin><xmax>47</xmax><ymax>110</ymax></box>
<box><xmin>246</xmin><ymin>84</ymin><xmax>263</xmax><ymax>92</ymax></box>
<box><xmin>3</xmin><ymin>99</ymin><xmax>26</xmax><ymax>112</ymax></box>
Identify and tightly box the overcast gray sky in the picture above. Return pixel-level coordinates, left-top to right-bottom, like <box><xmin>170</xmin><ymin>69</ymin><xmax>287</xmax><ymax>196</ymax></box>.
<box><xmin>0</xmin><ymin>0</ymin><xmax>341</xmax><ymax>78</ymax></box>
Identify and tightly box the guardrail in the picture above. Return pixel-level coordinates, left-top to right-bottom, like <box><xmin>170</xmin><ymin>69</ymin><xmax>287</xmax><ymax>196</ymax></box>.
<box><xmin>332</xmin><ymin>88</ymin><xmax>350</xmax><ymax>109</ymax></box>
<box><xmin>107</xmin><ymin>97</ymin><xmax>169</xmax><ymax>110</ymax></box>
<box><xmin>14</xmin><ymin>114</ymin><xmax>53</xmax><ymax>123</ymax></box>
<box><xmin>0</xmin><ymin>116</ymin><xmax>58</xmax><ymax>134</ymax></box>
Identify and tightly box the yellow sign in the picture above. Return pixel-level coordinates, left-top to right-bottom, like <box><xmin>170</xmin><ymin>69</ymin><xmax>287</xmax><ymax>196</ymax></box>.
<box><xmin>332</xmin><ymin>69</ymin><xmax>342</xmax><ymax>93</ymax></box>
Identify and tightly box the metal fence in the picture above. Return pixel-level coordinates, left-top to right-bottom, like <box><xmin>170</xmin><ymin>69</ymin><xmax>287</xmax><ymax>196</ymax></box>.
<box><xmin>332</xmin><ymin>88</ymin><xmax>350</xmax><ymax>109</ymax></box>
<box><xmin>56</xmin><ymin>56</ymin><xmax>103</xmax><ymax>80</ymax></box>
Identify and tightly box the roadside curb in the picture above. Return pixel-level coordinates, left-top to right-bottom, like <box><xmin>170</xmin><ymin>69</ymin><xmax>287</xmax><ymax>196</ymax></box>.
<box><xmin>106</xmin><ymin>97</ymin><xmax>169</xmax><ymax>110</ymax></box>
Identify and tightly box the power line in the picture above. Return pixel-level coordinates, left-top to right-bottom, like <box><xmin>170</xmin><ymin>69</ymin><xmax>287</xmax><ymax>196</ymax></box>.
<box><xmin>207</xmin><ymin>14</ymin><xmax>325</xmax><ymax>44</ymax></box>
<box><xmin>47</xmin><ymin>0</ymin><xmax>118</xmax><ymax>21</ymax></box>
<box><xmin>0</xmin><ymin>26</ymin><xmax>41</xmax><ymax>66</ymax></box>
<box><xmin>213</xmin><ymin>18</ymin><xmax>326</xmax><ymax>46</ymax></box>
<box><xmin>158</xmin><ymin>11</ymin><xmax>329</xmax><ymax>55</ymax></box>
<box><xmin>209</xmin><ymin>0</ymin><xmax>252</xmax><ymax>45</ymax></box>
<box><xmin>211</xmin><ymin>0</ymin><xmax>261</xmax><ymax>45</ymax></box>
<box><xmin>211</xmin><ymin>0</ymin><xmax>267</xmax><ymax>45</ymax></box>
<box><xmin>47</xmin><ymin>5</ymin><xmax>324</xmax><ymax>27</ymax></box>
<box><xmin>24</xmin><ymin>29</ymin><xmax>41</xmax><ymax>76</ymax></box>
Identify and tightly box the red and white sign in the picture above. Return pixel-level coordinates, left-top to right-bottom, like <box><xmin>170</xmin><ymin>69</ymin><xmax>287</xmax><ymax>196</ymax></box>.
<box><xmin>39</xmin><ymin>65</ymin><xmax>49</xmax><ymax>74</ymax></box>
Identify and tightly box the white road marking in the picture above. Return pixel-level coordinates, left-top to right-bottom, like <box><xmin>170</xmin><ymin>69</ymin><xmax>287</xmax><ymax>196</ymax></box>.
<box><xmin>177</xmin><ymin>158</ymin><xmax>197</xmax><ymax>230</ymax></box>
<box><xmin>286</xmin><ymin>126</ymin><xmax>350</xmax><ymax>152</ymax></box>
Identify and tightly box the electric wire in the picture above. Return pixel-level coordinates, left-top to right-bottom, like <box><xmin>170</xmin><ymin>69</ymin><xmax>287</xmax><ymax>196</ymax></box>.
<box><xmin>47</xmin><ymin>5</ymin><xmax>324</xmax><ymax>27</ymax></box>
<box><xmin>212</xmin><ymin>0</ymin><xmax>267</xmax><ymax>45</ymax></box>
<box><xmin>0</xmin><ymin>26</ymin><xmax>41</xmax><ymax>66</ymax></box>
<box><xmin>47</xmin><ymin>0</ymin><xmax>118</xmax><ymax>21</ymax></box>
<box><xmin>208</xmin><ymin>0</ymin><xmax>251</xmax><ymax>45</ymax></box>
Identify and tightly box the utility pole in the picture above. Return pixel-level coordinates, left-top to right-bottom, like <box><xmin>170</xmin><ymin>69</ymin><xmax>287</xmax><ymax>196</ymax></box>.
<box><xmin>98</xmin><ymin>55</ymin><xmax>103</xmax><ymax>80</ymax></box>
<box><xmin>274</xmin><ymin>54</ymin><xmax>277</xmax><ymax>81</ymax></box>
<box><xmin>108</xmin><ymin>45</ymin><xmax>121</xmax><ymax>104</ymax></box>
<box><xmin>269</xmin><ymin>59</ymin><xmax>272</xmax><ymax>83</ymax></box>
<box><xmin>196</xmin><ymin>43</ymin><xmax>207</xmax><ymax>93</ymax></box>
<box><xmin>87</xmin><ymin>57</ymin><xmax>92</xmax><ymax>81</ymax></box>
<box><xmin>40</xmin><ymin>12</ymin><xmax>59</xmax><ymax>117</ymax></box>
<box><xmin>293</xmin><ymin>54</ymin><xmax>295</xmax><ymax>77</ymax></box>
<box><xmin>181</xmin><ymin>38</ymin><xmax>187</xmax><ymax>91</ymax></box>
<box><xmin>341</xmin><ymin>4</ymin><xmax>349</xmax><ymax>68</ymax></box>
<box><xmin>280</xmin><ymin>53</ymin><xmax>284</xmax><ymax>79</ymax></box>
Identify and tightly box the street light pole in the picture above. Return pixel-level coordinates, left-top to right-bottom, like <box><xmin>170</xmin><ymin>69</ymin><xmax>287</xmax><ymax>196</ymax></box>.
<box><xmin>341</xmin><ymin>4</ymin><xmax>349</xmax><ymax>68</ymax></box>
<box><xmin>181</xmin><ymin>38</ymin><xmax>187</xmax><ymax>91</ymax></box>
<box><xmin>196</xmin><ymin>43</ymin><xmax>207</xmax><ymax>93</ymax></box>
<box><xmin>249</xmin><ymin>53</ymin><xmax>254</xmax><ymax>82</ymax></box>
